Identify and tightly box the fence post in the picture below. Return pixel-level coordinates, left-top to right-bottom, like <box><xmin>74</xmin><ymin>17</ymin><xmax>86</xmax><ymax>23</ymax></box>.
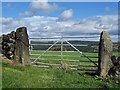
<box><xmin>98</xmin><ymin>31</ymin><xmax>113</xmax><ymax>77</ymax></box>
<box><xmin>61</xmin><ymin>36</ymin><xmax>63</xmax><ymax>61</ymax></box>
<box><xmin>15</xmin><ymin>27</ymin><xmax>30</xmax><ymax>66</ymax></box>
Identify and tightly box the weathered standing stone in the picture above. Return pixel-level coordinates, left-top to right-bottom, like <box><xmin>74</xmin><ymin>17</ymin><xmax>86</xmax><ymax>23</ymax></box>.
<box><xmin>15</xmin><ymin>27</ymin><xmax>30</xmax><ymax>65</ymax></box>
<box><xmin>98</xmin><ymin>31</ymin><xmax>113</xmax><ymax>77</ymax></box>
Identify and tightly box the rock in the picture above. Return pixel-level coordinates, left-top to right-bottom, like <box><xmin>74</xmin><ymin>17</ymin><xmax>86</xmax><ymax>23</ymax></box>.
<box><xmin>2</xmin><ymin>56</ymin><xmax>13</xmax><ymax>65</ymax></box>
<box><xmin>98</xmin><ymin>31</ymin><xmax>113</xmax><ymax>77</ymax></box>
<box><xmin>2</xmin><ymin>27</ymin><xmax>30</xmax><ymax>66</ymax></box>
<box><xmin>118</xmin><ymin>57</ymin><xmax>120</xmax><ymax>65</ymax></box>
<box><xmin>111</xmin><ymin>56</ymin><xmax>119</xmax><ymax>66</ymax></box>
<box><xmin>9</xmin><ymin>38</ymin><xmax>15</xmax><ymax>43</ymax></box>
<box><xmin>115</xmin><ymin>81</ymin><xmax>119</xmax><ymax>84</ymax></box>
<box><xmin>116</xmin><ymin>70</ymin><xmax>119</xmax><ymax>74</ymax></box>
<box><xmin>9</xmin><ymin>31</ymin><xmax>16</xmax><ymax>39</ymax></box>
<box><xmin>108</xmin><ymin>65</ymin><xmax>120</xmax><ymax>78</ymax></box>
<box><xmin>109</xmin><ymin>56</ymin><xmax>120</xmax><ymax>78</ymax></box>
<box><xmin>2</xmin><ymin>34</ymin><xmax>9</xmax><ymax>42</ymax></box>
<box><xmin>15</xmin><ymin>27</ymin><xmax>30</xmax><ymax>65</ymax></box>
<box><xmin>2</xmin><ymin>31</ymin><xmax>16</xmax><ymax>60</ymax></box>
<box><xmin>7</xmin><ymin>51</ymin><xmax>12</xmax><ymax>55</ymax></box>
<box><xmin>10</xmin><ymin>54</ymin><xmax>14</xmax><ymax>59</ymax></box>
<box><xmin>10</xmin><ymin>45</ymin><xmax>15</xmax><ymax>52</ymax></box>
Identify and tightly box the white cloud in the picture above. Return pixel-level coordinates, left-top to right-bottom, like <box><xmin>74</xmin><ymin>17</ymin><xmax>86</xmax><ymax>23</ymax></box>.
<box><xmin>20</xmin><ymin>11</ymin><xmax>34</xmax><ymax>17</ymax></box>
<box><xmin>1</xmin><ymin>14</ymin><xmax>118</xmax><ymax>42</ymax></box>
<box><xmin>20</xmin><ymin>0</ymin><xmax>58</xmax><ymax>16</ymax></box>
<box><xmin>0</xmin><ymin>17</ymin><xmax>13</xmax><ymax>24</ymax></box>
<box><xmin>58</xmin><ymin>9</ymin><xmax>73</xmax><ymax>21</ymax></box>
<box><xmin>31</xmin><ymin>0</ymin><xmax>58</xmax><ymax>13</ymax></box>
<box><xmin>72</xmin><ymin>15</ymin><xmax>118</xmax><ymax>34</ymax></box>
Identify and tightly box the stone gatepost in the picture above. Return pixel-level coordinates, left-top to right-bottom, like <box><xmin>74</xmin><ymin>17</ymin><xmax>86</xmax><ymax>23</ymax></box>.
<box><xmin>98</xmin><ymin>31</ymin><xmax>113</xmax><ymax>77</ymax></box>
<box><xmin>15</xmin><ymin>27</ymin><xmax>30</xmax><ymax>65</ymax></box>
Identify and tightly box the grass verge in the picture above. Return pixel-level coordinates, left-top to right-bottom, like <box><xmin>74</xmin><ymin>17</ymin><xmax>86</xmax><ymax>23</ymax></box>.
<box><xmin>2</xmin><ymin>63</ymin><xmax>120</xmax><ymax>88</ymax></box>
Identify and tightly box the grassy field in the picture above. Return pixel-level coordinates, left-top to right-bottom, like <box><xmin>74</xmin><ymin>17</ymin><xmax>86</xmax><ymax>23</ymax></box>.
<box><xmin>0</xmin><ymin>62</ymin><xmax>2</xmax><ymax>89</ymax></box>
<box><xmin>2</xmin><ymin>51</ymin><xmax>120</xmax><ymax>88</ymax></box>
<box><xmin>30</xmin><ymin>51</ymin><xmax>99</xmax><ymax>63</ymax></box>
<box><xmin>30</xmin><ymin>51</ymin><xmax>99</xmax><ymax>71</ymax></box>
<box><xmin>2</xmin><ymin>63</ymin><xmax>120</xmax><ymax>88</ymax></box>
<box><xmin>30</xmin><ymin>51</ymin><xmax>119</xmax><ymax>69</ymax></box>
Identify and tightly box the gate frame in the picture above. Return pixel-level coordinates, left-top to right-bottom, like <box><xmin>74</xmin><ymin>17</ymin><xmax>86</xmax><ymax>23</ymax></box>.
<box><xmin>29</xmin><ymin>36</ymin><xmax>98</xmax><ymax>67</ymax></box>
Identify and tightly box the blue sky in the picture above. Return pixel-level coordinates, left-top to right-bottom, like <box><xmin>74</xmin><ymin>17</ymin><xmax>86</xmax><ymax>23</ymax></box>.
<box><xmin>2</xmin><ymin>2</ymin><xmax>118</xmax><ymax>19</ymax></box>
<box><xmin>1</xmin><ymin>2</ymin><xmax>118</xmax><ymax>42</ymax></box>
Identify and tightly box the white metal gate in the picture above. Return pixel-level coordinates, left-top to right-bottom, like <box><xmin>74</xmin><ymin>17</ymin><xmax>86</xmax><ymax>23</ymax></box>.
<box><xmin>29</xmin><ymin>36</ymin><xmax>99</xmax><ymax>72</ymax></box>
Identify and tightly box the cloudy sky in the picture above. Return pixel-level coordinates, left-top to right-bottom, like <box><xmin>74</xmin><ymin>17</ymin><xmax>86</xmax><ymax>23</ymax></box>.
<box><xmin>1</xmin><ymin>1</ymin><xmax>118</xmax><ymax>42</ymax></box>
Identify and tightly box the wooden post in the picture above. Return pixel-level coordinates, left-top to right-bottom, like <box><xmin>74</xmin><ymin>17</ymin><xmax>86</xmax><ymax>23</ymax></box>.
<box><xmin>98</xmin><ymin>31</ymin><xmax>113</xmax><ymax>77</ymax></box>
<box><xmin>15</xmin><ymin>27</ymin><xmax>30</xmax><ymax>65</ymax></box>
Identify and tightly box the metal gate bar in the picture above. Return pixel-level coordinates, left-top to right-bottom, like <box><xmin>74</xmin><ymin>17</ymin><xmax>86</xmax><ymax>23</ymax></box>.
<box><xmin>30</xmin><ymin>36</ymin><xmax>99</xmax><ymax>70</ymax></box>
<box><xmin>65</xmin><ymin>40</ymin><xmax>98</xmax><ymax>67</ymax></box>
<box><xmin>32</xmin><ymin>40</ymin><xmax>60</xmax><ymax>63</ymax></box>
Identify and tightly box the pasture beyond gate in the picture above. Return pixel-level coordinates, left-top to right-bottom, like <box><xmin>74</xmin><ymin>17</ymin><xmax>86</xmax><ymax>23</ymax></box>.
<box><xmin>29</xmin><ymin>36</ymin><xmax>99</xmax><ymax>72</ymax></box>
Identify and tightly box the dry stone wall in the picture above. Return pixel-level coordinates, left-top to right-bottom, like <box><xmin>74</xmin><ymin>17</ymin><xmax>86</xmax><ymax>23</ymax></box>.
<box><xmin>0</xmin><ymin>36</ymin><xmax>2</xmax><ymax>53</ymax></box>
<box><xmin>2</xmin><ymin>27</ymin><xmax>30</xmax><ymax>66</ymax></box>
<box><xmin>2</xmin><ymin>31</ymin><xmax>16</xmax><ymax>59</ymax></box>
<box><xmin>108</xmin><ymin>56</ymin><xmax>120</xmax><ymax>79</ymax></box>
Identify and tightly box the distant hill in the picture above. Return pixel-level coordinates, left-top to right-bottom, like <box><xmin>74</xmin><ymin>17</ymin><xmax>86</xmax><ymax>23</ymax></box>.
<box><xmin>30</xmin><ymin>40</ymin><xmax>99</xmax><ymax>52</ymax></box>
<box><xmin>30</xmin><ymin>40</ymin><xmax>119</xmax><ymax>52</ymax></box>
